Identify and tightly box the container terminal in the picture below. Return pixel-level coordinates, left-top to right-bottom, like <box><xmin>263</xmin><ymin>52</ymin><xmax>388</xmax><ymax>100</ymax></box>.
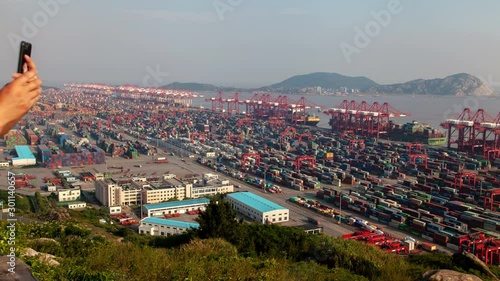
<box><xmin>1</xmin><ymin>83</ymin><xmax>500</xmax><ymax>265</ymax></box>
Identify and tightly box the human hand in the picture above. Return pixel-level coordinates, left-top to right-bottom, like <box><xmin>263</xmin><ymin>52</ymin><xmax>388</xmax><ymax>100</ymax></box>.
<box><xmin>0</xmin><ymin>55</ymin><xmax>42</xmax><ymax>136</ymax></box>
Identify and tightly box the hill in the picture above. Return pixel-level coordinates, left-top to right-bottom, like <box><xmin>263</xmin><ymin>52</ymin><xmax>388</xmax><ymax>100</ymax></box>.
<box><xmin>368</xmin><ymin>73</ymin><xmax>495</xmax><ymax>96</ymax></box>
<box><xmin>266</xmin><ymin>72</ymin><xmax>378</xmax><ymax>91</ymax></box>
<box><xmin>158</xmin><ymin>73</ymin><xmax>495</xmax><ymax>96</ymax></box>
<box><xmin>161</xmin><ymin>82</ymin><xmax>243</xmax><ymax>92</ymax></box>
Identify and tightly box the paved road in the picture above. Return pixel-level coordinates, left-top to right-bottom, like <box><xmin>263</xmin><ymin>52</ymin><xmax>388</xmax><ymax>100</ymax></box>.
<box><xmin>184</xmin><ymin>158</ymin><xmax>452</xmax><ymax>253</ymax></box>
<box><xmin>181</xmin><ymin>158</ymin><xmax>352</xmax><ymax>236</ymax></box>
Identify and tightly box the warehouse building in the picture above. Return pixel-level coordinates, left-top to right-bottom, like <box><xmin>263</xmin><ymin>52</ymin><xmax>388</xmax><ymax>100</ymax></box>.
<box><xmin>139</xmin><ymin>217</ymin><xmax>200</xmax><ymax>237</ymax></box>
<box><xmin>142</xmin><ymin>198</ymin><xmax>210</xmax><ymax>218</ymax></box>
<box><xmin>12</xmin><ymin>145</ymin><xmax>36</xmax><ymax>167</ymax></box>
<box><xmin>227</xmin><ymin>191</ymin><xmax>289</xmax><ymax>224</ymax></box>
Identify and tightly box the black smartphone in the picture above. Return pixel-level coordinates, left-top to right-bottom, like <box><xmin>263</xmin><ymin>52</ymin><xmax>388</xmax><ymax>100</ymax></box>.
<box><xmin>17</xmin><ymin>41</ymin><xmax>32</xmax><ymax>74</ymax></box>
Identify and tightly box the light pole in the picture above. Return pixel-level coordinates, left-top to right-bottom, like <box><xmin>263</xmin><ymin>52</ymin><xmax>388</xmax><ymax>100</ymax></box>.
<box><xmin>479</xmin><ymin>181</ymin><xmax>482</xmax><ymax>199</ymax></box>
<box><xmin>263</xmin><ymin>166</ymin><xmax>270</xmax><ymax>192</ymax></box>
<box><xmin>338</xmin><ymin>192</ymin><xmax>342</xmax><ymax>225</ymax></box>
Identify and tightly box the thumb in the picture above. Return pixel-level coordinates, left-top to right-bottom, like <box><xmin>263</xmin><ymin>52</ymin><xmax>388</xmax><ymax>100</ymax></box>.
<box><xmin>11</xmin><ymin>73</ymin><xmax>22</xmax><ymax>79</ymax></box>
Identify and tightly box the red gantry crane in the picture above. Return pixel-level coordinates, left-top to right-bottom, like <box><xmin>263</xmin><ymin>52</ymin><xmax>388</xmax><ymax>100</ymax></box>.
<box><xmin>287</xmin><ymin>155</ymin><xmax>315</xmax><ymax>171</ymax></box>
<box><xmin>453</xmin><ymin>172</ymin><xmax>477</xmax><ymax>192</ymax></box>
<box><xmin>281</xmin><ymin>126</ymin><xmax>297</xmax><ymax>143</ymax></box>
<box><xmin>441</xmin><ymin>108</ymin><xmax>500</xmax><ymax>155</ymax></box>
<box><xmin>241</xmin><ymin>153</ymin><xmax>260</xmax><ymax>171</ymax></box>
<box><xmin>460</xmin><ymin>232</ymin><xmax>500</xmax><ymax>265</ymax></box>
<box><xmin>483</xmin><ymin>188</ymin><xmax>500</xmax><ymax>210</ymax></box>
<box><xmin>224</xmin><ymin>92</ymin><xmax>242</xmax><ymax>116</ymax></box>
<box><xmin>324</xmin><ymin>100</ymin><xmax>409</xmax><ymax>138</ymax></box>
<box><xmin>189</xmin><ymin>132</ymin><xmax>206</xmax><ymax>143</ymax></box>
<box><xmin>297</xmin><ymin>132</ymin><xmax>313</xmax><ymax>144</ymax></box>
<box><xmin>206</xmin><ymin>92</ymin><xmax>225</xmax><ymax>112</ymax></box>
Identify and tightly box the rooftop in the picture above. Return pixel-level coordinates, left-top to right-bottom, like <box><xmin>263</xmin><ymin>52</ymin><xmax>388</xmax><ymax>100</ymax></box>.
<box><xmin>142</xmin><ymin>217</ymin><xmax>200</xmax><ymax>229</ymax></box>
<box><xmin>56</xmin><ymin>201</ymin><xmax>86</xmax><ymax>206</ymax></box>
<box><xmin>14</xmin><ymin>145</ymin><xmax>36</xmax><ymax>160</ymax></box>
<box><xmin>143</xmin><ymin>198</ymin><xmax>210</xmax><ymax>210</ymax></box>
<box><xmin>80</xmin><ymin>172</ymin><xmax>94</xmax><ymax>177</ymax></box>
<box><xmin>227</xmin><ymin>191</ymin><xmax>287</xmax><ymax>213</ymax></box>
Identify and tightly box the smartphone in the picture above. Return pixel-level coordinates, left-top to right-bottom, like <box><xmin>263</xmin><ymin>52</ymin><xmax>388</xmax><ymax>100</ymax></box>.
<box><xmin>17</xmin><ymin>41</ymin><xmax>32</xmax><ymax>74</ymax></box>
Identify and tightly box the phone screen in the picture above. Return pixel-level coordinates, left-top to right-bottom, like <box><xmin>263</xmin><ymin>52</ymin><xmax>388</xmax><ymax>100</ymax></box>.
<box><xmin>17</xmin><ymin>41</ymin><xmax>32</xmax><ymax>74</ymax></box>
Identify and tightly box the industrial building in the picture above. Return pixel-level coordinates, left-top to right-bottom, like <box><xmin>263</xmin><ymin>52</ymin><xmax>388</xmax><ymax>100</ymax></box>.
<box><xmin>95</xmin><ymin>174</ymin><xmax>232</xmax><ymax>207</ymax></box>
<box><xmin>57</xmin><ymin>201</ymin><xmax>87</xmax><ymax>209</ymax></box>
<box><xmin>58</xmin><ymin>189</ymin><xmax>81</xmax><ymax>202</ymax></box>
<box><xmin>12</xmin><ymin>145</ymin><xmax>36</xmax><ymax>167</ymax></box>
<box><xmin>226</xmin><ymin>191</ymin><xmax>289</xmax><ymax>224</ymax></box>
<box><xmin>142</xmin><ymin>198</ymin><xmax>210</xmax><ymax>218</ymax></box>
<box><xmin>139</xmin><ymin>217</ymin><xmax>200</xmax><ymax>237</ymax></box>
<box><xmin>187</xmin><ymin>173</ymin><xmax>234</xmax><ymax>199</ymax></box>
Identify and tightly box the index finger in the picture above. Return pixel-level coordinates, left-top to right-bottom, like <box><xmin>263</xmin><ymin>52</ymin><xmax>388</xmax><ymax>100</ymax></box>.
<box><xmin>24</xmin><ymin>55</ymin><xmax>37</xmax><ymax>73</ymax></box>
<box><xmin>12</xmin><ymin>69</ymin><xmax>38</xmax><ymax>85</ymax></box>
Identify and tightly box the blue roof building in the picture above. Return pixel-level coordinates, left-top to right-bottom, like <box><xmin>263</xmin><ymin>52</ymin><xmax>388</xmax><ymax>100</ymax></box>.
<box><xmin>142</xmin><ymin>217</ymin><xmax>200</xmax><ymax>229</ymax></box>
<box><xmin>227</xmin><ymin>192</ymin><xmax>289</xmax><ymax>224</ymax></box>
<box><xmin>142</xmin><ymin>198</ymin><xmax>210</xmax><ymax>217</ymax></box>
<box><xmin>12</xmin><ymin>145</ymin><xmax>36</xmax><ymax>166</ymax></box>
<box><xmin>139</xmin><ymin>217</ymin><xmax>199</xmax><ymax>237</ymax></box>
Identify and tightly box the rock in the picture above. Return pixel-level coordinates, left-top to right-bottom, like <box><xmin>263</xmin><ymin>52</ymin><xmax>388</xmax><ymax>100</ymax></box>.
<box><xmin>418</xmin><ymin>269</ymin><xmax>483</xmax><ymax>281</ymax></box>
<box><xmin>0</xmin><ymin>255</ymin><xmax>38</xmax><ymax>281</ymax></box>
<box><xmin>21</xmin><ymin>248</ymin><xmax>59</xmax><ymax>267</ymax></box>
<box><xmin>31</xmin><ymin>238</ymin><xmax>59</xmax><ymax>245</ymax></box>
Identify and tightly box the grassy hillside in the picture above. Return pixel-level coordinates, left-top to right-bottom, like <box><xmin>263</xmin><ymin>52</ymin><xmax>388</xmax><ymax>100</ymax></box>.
<box><xmin>1</xmin><ymin>199</ymin><xmax>497</xmax><ymax>281</ymax></box>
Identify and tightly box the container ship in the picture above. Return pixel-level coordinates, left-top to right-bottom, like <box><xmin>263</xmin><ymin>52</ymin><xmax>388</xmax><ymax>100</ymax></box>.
<box><xmin>286</xmin><ymin>109</ymin><xmax>321</xmax><ymax>126</ymax></box>
<box><xmin>389</xmin><ymin>121</ymin><xmax>447</xmax><ymax>146</ymax></box>
<box><xmin>289</xmin><ymin>114</ymin><xmax>321</xmax><ymax>126</ymax></box>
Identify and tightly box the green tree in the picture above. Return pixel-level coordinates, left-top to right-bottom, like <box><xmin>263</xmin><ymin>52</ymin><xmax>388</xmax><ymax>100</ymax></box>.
<box><xmin>195</xmin><ymin>199</ymin><xmax>241</xmax><ymax>241</ymax></box>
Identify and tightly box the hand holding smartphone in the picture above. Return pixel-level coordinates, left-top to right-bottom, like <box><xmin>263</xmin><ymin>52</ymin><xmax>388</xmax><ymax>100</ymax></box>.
<box><xmin>17</xmin><ymin>41</ymin><xmax>32</xmax><ymax>74</ymax></box>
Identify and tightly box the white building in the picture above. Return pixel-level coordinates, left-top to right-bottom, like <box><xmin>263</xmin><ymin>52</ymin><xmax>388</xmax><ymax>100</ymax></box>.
<box><xmin>58</xmin><ymin>188</ymin><xmax>81</xmax><ymax>202</ymax></box>
<box><xmin>67</xmin><ymin>202</ymin><xmax>86</xmax><ymax>209</ymax></box>
<box><xmin>227</xmin><ymin>191</ymin><xmax>289</xmax><ymax>224</ymax></box>
<box><xmin>139</xmin><ymin>176</ymin><xmax>187</xmax><ymax>204</ymax></box>
<box><xmin>95</xmin><ymin>181</ymin><xmax>123</xmax><ymax>207</ymax></box>
<box><xmin>139</xmin><ymin>217</ymin><xmax>199</xmax><ymax>237</ymax></box>
<box><xmin>46</xmin><ymin>183</ymin><xmax>57</xmax><ymax>192</ymax></box>
<box><xmin>142</xmin><ymin>198</ymin><xmax>210</xmax><ymax>218</ymax></box>
<box><xmin>109</xmin><ymin>206</ymin><xmax>122</xmax><ymax>215</ymax></box>
<box><xmin>95</xmin><ymin>175</ymin><xmax>233</xmax><ymax>207</ymax></box>
<box><xmin>188</xmin><ymin>174</ymin><xmax>233</xmax><ymax>198</ymax></box>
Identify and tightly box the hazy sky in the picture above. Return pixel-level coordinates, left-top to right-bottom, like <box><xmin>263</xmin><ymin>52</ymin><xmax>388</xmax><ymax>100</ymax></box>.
<box><xmin>1</xmin><ymin>0</ymin><xmax>500</xmax><ymax>88</ymax></box>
